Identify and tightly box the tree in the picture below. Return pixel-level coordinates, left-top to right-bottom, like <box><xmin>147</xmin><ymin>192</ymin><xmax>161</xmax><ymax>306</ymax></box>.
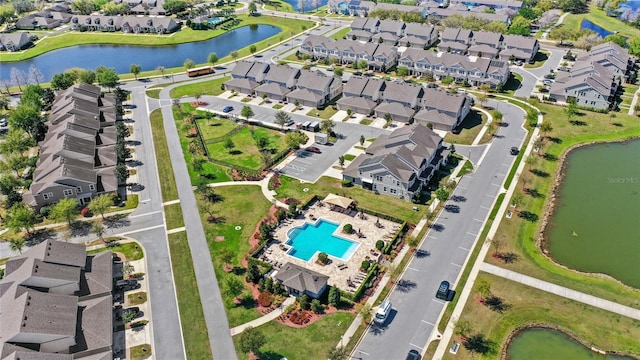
<box><xmin>8</xmin><ymin>104</ymin><xmax>40</xmax><ymax>138</ymax></box>
<box><xmin>6</xmin><ymin>203</ymin><xmax>38</xmax><ymax>235</ymax></box>
<box><xmin>321</xmin><ymin>118</ymin><xmax>335</xmax><ymax>134</ymax></box>
<box><xmin>224</xmin><ymin>276</ymin><xmax>245</xmax><ymax>301</ymax></box>
<box><xmin>51</xmin><ymin>72</ymin><xmax>77</xmax><ymax>90</ymax></box>
<box><xmin>386</xmin><ymin>263</ymin><xmax>402</xmax><ymax>283</ymax></box>
<box><xmin>223</xmin><ymin>137</ymin><xmax>235</xmax><ymax>153</ymax></box>
<box><xmin>565</xmin><ymin>102</ymin><xmax>577</xmax><ymax>121</ymax></box>
<box><xmin>604</xmin><ymin>34</ymin><xmax>628</xmax><ymax>48</ymax></box>
<box><xmin>274</xmin><ymin>110</ymin><xmax>291</xmax><ymax>129</ymax></box>
<box><xmin>510</xmin><ymin>192</ymin><xmax>523</xmax><ymax>209</ymax></box>
<box><xmin>338</xmin><ymin>155</ymin><xmax>345</xmax><ymax>167</ymax></box>
<box><xmin>92</xmin><ymin>222</ymin><xmax>105</xmax><ymax>241</ymax></box>
<box><xmin>508</xmin><ymin>15</ymin><xmax>531</xmax><ymax>36</ymax></box>
<box><xmin>397</xmin><ymin>66</ymin><xmax>409</xmax><ymax>77</ymax></box>
<box><xmin>88</xmin><ymin>194</ymin><xmax>114</xmax><ymax>220</ymax></box>
<box><xmin>50</xmin><ymin>198</ymin><xmax>80</xmax><ymax>226</ymax></box>
<box><xmin>476</xmin><ymin>92</ymin><xmax>488</xmax><ymax>108</ymax></box>
<box><xmin>526</xmin><ymin>108</ymin><xmax>538</xmax><ymax>126</ymax></box>
<box><xmin>629</xmin><ymin>37</ymin><xmax>640</xmax><ymax>57</ymax></box>
<box><xmin>129</xmin><ymin>64</ymin><xmax>142</xmax><ymax>80</ymax></box>
<box><xmin>207</xmin><ymin>52</ymin><xmax>219</xmax><ymax>66</ymax></box>
<box><xmin>248</xmin><ymin>1</ymin><xmax>257</xmax><ymax>14</ymax></box>
<box><xmin>183</xmin><ymin>58</ymin><xmax>195</xmax><ymax>70</ymax></box>
<box><xmin>406</xmin><ymin>235</ymin><xmax>420</xmax><ymax>250</ymax></box>
<box><xmin>238</xmin><ymin>326</ymin><xmax>266</xmax><ymax>356</ymax></box>
<box><xmin>356</xmin><ymin>59</ymin><xmax>368</xmax><ymax>70</ymax></box>
<box><xmin>0</xmin><ymin>174</ymin><xmax>20</xmax><ymax>196</ymax></box>
<box><xmin>435</xmin><ymin>188</ymin><xmax>450</xmax><ymax>202</ymax></box>
<box><xmin>425</xmin><ymin>209</ymin><xmax>437</xmax><ymax>227</ymax></box>
<box><xmin>219</xmin><ymin>248</ymin><xmax>235</xmax><ymax>268</ymax></box>
<box><xmin>334</xmin><ymin>67</ymin><xmax>343</xmax><ymax>76</ymax></box>
<box><xmin>525</xmin><ymin>155</ymin><xmax>537</xmax><ymax>171</ymax></box>
<box><xmin>9</xmin><ymin>237</ymin><xmax>26</xmax><ymax>254</ymax></box>
<box><xmin>231</xmin><ymin>50</ymin><xmax>239</xmax><ymax>60</ymax></box>
<box><xmin>77</xmin><ymin>69</ymin><xmax>96</xmax><ymax>85</ymax></box>
<box><xmin>311</xmin><ymin>299</ymin><xmax>323</xmax><ymax>313</ymax></box>
<box><xmin>328</xmin><ymin>286</ymin><xmax>341</xmax><ymax>307</ymax></box>
<box><xmin>355</xmin><ymin>303</ymin><xmax>373</xmax><ymax>324</ymax></box>
<box><xmin>0</xmin><ymin>129</ymin><xmax>33</xmax><ymax>154</ymax></box>
<box><xmin>95</xmin><ymin>66</ymin><xmax>119</xmax><ymax>91</ymax></box>
<box><xmin>241</xmin><ymin>106</ymin><xmax>254</xmax><ymax>121</ymax></box>
<box><xmin>121</xmin><ymin>309</ymin><xmax>138</xmax><ymax>324</ymax></box>
<box><xmin>327</xmin><ymin>346</ymin><xmax>348</xmax><ymax>360</ymax></box>
<box><xmin>0</xmin><ymin>153</ymin><xmax>28</xmax><ymax>177</ymax></box>
<box><xmin>115</xmin><ymin>163</ymin><xmax>129</xmax><ymax>181</ymax></box>
<box><xmin>384</xmin><ymin>113</ymin><xmax>393</xmax><ymax>127</ymax></box>
<box><xmin>539</xmin><ymin>122</ymin><xmax>552</xmax><ymax>139</ymax></box>
<box><xmin>533</xmin><ymin>137</ymin><xmax>545</xmax><ymax>156</ymax></box>
<box><xmin>359</xmin><ymin>134</ymin><xmax>365</xmax><ymax>146</ymax></box>
<box><xmin>285</xmin><ymin>131</ymin><xmax>307</xmax><ymax>149</ymax></box>
<box><xmin>250</xmin><ymin>44</ymin><xmax>257</xmax><ymax>54</ymax></box>
<box><xmin>454</xmin><ymin>319</ymin><xmax>473</xmax><ymax>339</ymax></box>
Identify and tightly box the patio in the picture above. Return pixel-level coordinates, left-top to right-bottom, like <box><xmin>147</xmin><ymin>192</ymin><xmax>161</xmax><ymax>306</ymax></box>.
<box><xmin>259</xmin><ymin>199</ymin><xmax>401</xmax><ymax>293</ymax></box>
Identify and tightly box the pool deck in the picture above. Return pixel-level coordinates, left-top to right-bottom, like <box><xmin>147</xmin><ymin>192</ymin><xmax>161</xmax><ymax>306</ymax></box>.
<box><xmin>260</xmin><ymin>203</ymin><xmax>400</xmax><ymax>293</ymax></box>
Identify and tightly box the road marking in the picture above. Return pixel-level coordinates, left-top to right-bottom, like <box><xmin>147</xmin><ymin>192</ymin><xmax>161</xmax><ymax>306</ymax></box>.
<box><xmin>451</xmin><ymin>262</ymin><xmax>463</xmax><ymax>267</ymax></box>
<box><xmin>496</xmin><ymin>173</ymin><xmax>506</xmax><ymax>177</ymax></box>
<box><xmin>459</xmin><ymin>246</ymin><xmax>470</xmax><ymax>251</ymax></box>
<box><xmin>480</xmin><ymin>206</ymin><xmax>491</xmax><ymax>210</ymax></box>
<box><xmin>117</xmin><ymin>224</ymin><xmax>165</xmax><ymax>236</ymax></box>
<box><xmin>491</xmin><ymin>183</ymin><xmax>500</xmax><ymax>186</ymax></box>
<box><xmin>473</xmin><ymin>218</ymin><xmax>484</xmax><ymax>223</ymax></box>
<box><xmin>433</xmin><ymin>299</ymin><xmax>446</xmax><ymax>305</ymax></box>
<box><xmin>410</xmin><ymin>343</ymin><xmax>424</xmax><ymax>350</ymax></box>
<box><xmin>407</xmin><ymin>267</ymin><xmax>419</xmax><ymax>272</ymax></box>
<box><xmin>129</xmin><ymin>210</ymin><xmax>163</xmax><ymax>219</ymax></box>
<box><xmin>421</xmin><ymin>320</ymin><xmax>435</xmax><ymax>326</ymax></box>
<box><xmin>140</xmin><ymin>199</ymin><xmax>151</xmax><ymax>203</ymax></box>
<box><xmin>467</xmin><ymin>231</ymin><xmax>477</xmax><ymax>236</ymax></box>
<box><xmin>457</xmin><ymin>186</ymin><xmax>467</xmax><ymax>190</ymax></box>
<box><xmin>485</xmin><ymin>194</ymin><xmax>494</xmax><ymax>198</ymax></box>
<box><xmin>427</xmin><ymin>235</ymin><xmax>437</xmax><ymax>239</ymax></box>
<box><xmin>357</xmin><ymin>350</ymin><xmax>370</xmax><ymax>356</ymax></box>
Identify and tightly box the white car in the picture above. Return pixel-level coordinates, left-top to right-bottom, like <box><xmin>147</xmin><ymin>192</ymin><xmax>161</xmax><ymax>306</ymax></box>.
<box><xmin>0</xmin><ymin>118</ymin><xmax>7</xmax><ymax>127</ymax></box>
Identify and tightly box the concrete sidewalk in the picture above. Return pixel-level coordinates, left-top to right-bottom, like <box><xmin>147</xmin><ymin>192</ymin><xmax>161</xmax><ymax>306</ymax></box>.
<box><xmin>229</xmin><ymin>296</ymin><xmax>296</xmax><ymax>335</ymax></box>
<box><xmin>481</xmin><ymin>263</ymin><xmax>640</xmax><ymax>320</ymax></box>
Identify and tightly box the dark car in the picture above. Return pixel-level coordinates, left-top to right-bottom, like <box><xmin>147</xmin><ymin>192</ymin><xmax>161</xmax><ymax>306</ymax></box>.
<box><xmin>510</xmin><ymin>146</ymin><xmax>520</xmax><ymax>155</ymax></box>
<box><xmin>223</xmin><ymin>106</ymin><xmax>234</xmax><ymax>113</ymax></box>
<box><xmin>544</xmin><ymin>74</ymin><xmax>555</xmax><ymax>79</ymax></box>
<box><xmin>353</xmin><ymin>71</ymin><xmax>363</xmax><ymax>76</ymax></box>
<box><xmin>426</xmin><ymin>83</ymin><xmax>438</xmax><ymax>88</ymax></box>
<box><xmin>116</xmin><ymin>306</ymin><xmax>141</xmax><ymax>321</ymax></box>
<box><xmin>539</xmin><ymin>87</ymin><xmax>549</xmax><ymax>93</ymax></box>
<box><xmin>406</xmin><ymin>349</ymin><xmax>421</xmax><ymax>360</ymax></box>
<box><xmin>305</xmin><ymin>146</ymin><xmax>322</xmax><ymax>154</ymax></box>
<box><xmin>436</xmin><ymin>280</ymin><xmax>450</xmax><ymax>300</ymax></box>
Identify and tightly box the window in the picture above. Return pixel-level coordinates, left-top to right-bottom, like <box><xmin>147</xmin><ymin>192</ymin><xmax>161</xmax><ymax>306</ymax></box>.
<box><xmin>383</xmin><ymin>186</ymin><xmax>387</xmax><ymax>192</ymax></box>
<box><xmin>390</xmin><ymin>188</ymin><xmax>397</xmax><ymax>194</ymax></box>
<box><xmin>42</xmin><ymin>192</ymin><xmax>53</xmax><ymax>200</ymax></box>
<box><xmin>89</xmin><ymin>184</ymin><xmax>96</xmax><ymax>191</ymax></box>
<box><xmin>63</xmin><ymin>189</ymin><xmax>74</xmax><ymax>196</ymax></box>
<box><xmin>76</xmin><ymin>186</ymin><xmax>82</xmax><ymax>193</ymax></box>
<box><xmin>375</xmin><ymin>175</ymin><xmax>383</xmax><ymax>181</ymax></box>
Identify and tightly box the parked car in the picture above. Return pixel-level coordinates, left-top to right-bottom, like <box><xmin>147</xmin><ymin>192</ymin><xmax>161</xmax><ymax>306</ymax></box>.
<box><xmin>116</xmin><ymin>306</ymin><xmax>141</xmax><ymax>321</ymax></box>
<box><xmin>0</xmin><ymin>118</ymin><xmax>7</xmax><ymax>127</ymax></box>
<box><xmin>557</xmin><ymin>66</ymin><xmax>570</xmax><ymax>72</ymax></box>
<box><xmin>406</xmin><ymin>349</ymin><xmax>421</xmax><ymax>360</ymax></box>
<box><xmin>542</xmin><ymin>79</ymin><xmax>554</xmax><ymax>85</ymax></box>
<box><xmin>304</xmin><ymin>146</ymin><xmax>322</xmax><ymax>154</ymax></box>
<box><xmin>115</xmin><ymin>279</ymin><xmax>137</xmax><ymax>287</ymax></box>
<box><xmin>222</xmin><ymin>106</ymin><xmax>234</xmax><ymax>113</ymax></box>
<box><xmin>539</xmin><ymin>87</ymin><xmax>549</xmax><ymax>93</ymax></box>
<box><xmin>284</xmin><ymin>119</ymin><xmax>295</xmax><ymax>126</ymax></box>
<box><xmin>425</xmin><ymin>83</ymin><xmax>438</xmax><ymax>88</ymax></box>
<box><xmin>544</xmin><ymin>74</ymin><xmax>555</xmax><ymax>79</ymax></box>
<box><xmin>514</xmin><ymin>60</ymin><xmax>524</xmax><ymax>66</ymax></box>
<box><xmin>436</xmin><ymin>280</ymin><xmax>450</xmax><ymax>300</ymax></box>
<box><xmin>510</xmin><ymin>146</ymin><xmax>520</xmax><ymax>155</ymax></box>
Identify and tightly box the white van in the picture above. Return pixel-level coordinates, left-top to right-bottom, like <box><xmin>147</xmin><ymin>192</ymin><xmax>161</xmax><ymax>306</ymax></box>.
<box><xmin>373</xmin><ymin>300</ymin><xmax>392</xmax><ymax>326</ymax></box>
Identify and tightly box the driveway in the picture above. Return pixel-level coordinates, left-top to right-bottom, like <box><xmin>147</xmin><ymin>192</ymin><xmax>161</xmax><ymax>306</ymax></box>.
<box><xmin>512</xmin><ymin>46</ymin><xmax>566</xmax><ymax>98</ymax></box>
<box><xmin>352</xmin><ymin>98</ymin><xmax>527</xmax><ymax>359</ymax></box>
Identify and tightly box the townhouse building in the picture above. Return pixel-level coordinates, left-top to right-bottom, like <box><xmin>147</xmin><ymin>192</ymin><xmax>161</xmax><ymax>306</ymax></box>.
<box><xmin>374</xmin><ymin>81</ymin><xmax>423</xmax><ymax>123</ymax></box>
<box><xmin>16</xmin><ymin>10</ymin><xmax>72</xmax><ymax>30</ymax></box>
<box><xmin>336</xmin><ymin>76</ymin><xmax>385</xmax><ymax>115</ymax></box>
<box><xmin>224</xmin><ymin>60</ymin><xmax>270</xmax><ymax>95</ymax></box>
<box><xmin>0</xmin><ymin>32</ymin><xmax>32</xmax><ymax>51</ymax></box>
<box><xmin>416</xmin><ymin>87</ymin><xmax>472</xmax><ymax>130</ymax></box>
<box><xmin>70</xmin><ymin>15</ymin><xmax>179</xmax><ymax>34</ymax></box>
<box><xmin>499</xmin><ymin>34</ymin><xmax>540</xmax><ymax>62</ymax></box>
<box><xmin>347</xmin><ymin>18</ymin><xmax>438</xmax><ymax>49</ymax></box>
<box><xmin>300</xmin><ymin>36</ymin><xmax>398</xmax><ymax>71</ymax></box>
<box><xmin>254</xmin><ymin>64</ymin><xmax>301</xmax><ymax>101</ymax></box>
<box><xmin>286</xmin><ymin>70</ymin><xmax>343</xmax><ymax>108</ymax></box>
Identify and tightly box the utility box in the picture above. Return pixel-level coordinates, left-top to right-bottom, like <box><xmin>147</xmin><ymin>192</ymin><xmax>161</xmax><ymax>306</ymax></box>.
<box><xmin>315</xmin><ymin>133</ymin><xmax>328</xmax><ymax>145</ymax></box>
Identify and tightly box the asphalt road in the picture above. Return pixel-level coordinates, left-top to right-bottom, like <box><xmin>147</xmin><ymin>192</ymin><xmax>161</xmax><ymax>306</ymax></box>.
<box><xmin>352</xmin><ymin>98</ymin><xmax>527</xmax><ymax>359</ymax></box>
<box><xmin>512</xmin><ymin>45</ymin><xmax>568</xmax><ymax>98</ymax></box>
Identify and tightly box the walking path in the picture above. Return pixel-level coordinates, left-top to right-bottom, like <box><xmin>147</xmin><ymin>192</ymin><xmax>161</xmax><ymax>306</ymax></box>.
<box><xmin>471</xmin><ymin>106</ymin><xmax>494</xmax><ymax>146</ymax></box>
<box><xmin>541</xmin><ymin>12</ymin><xmax>570</xmax><ymax>40</ymax></box>
<box><xmin>628</xmin><ymin>86</ymin><xmax>640</xmax><ymax>116</ymax></box>
<box><xmin>230</xmin><ymin>296</ymin><xmax>297</xmax><ymax>335</ymax></box>
<box><xmin>481</xmin><ymin>263</ymin><xmax>640</xmax><ymax>320</ymax></box>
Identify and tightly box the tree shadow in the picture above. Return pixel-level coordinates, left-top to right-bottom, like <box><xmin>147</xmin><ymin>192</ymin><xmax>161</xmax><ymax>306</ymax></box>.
<box><xmin>396</xmin><ymin>279</ymin><xmax>417</xmax><ymax>293</ymax></box>
<box><xmin>524</xmin><ymin>188</ymin><xmax>544</xmax><ymax>198</ymax></box>
<box><xmin>531</xmin><ymin>169</ymin><xmax>549</xmax><ymax>178</ymax></box>
<box><xmin>497</xmin><ymin>252</ymin><xmax>519</xmax><ymax>263</ymax></box>
<box><xmin>229</xmin><ymin>150</ymin><xmax>243</xmax><ymax>155</ymax></box>
<box><xmin>612</xmin><ymin>122</ymin><xmax>623</xmax><ymax>127</ymax></box>
<box><xmin>518</xmin><ymin>211</ymin><xmax>539</xmax><ymax>222</ymax></box>
<box><xmin>105</xmin><ymin>215</ymin><xmax>131</xmax><ymax>229</ymax></box>
<box><xmin>543</xmin><ymin>153</ymin><xmax>558</xmax><ymax>161</ymax></box>
<box><xmin>569</xmin><ymin>120</ymin><xmax>587</xmax><ymax>126</ymax></box>
<box><xmin>232</xmin><ymin>267</ymin><xmax>246</xmax><ymax>276</ymax></box>
<box><xmin>259</xmin><ymin>351</ymin><xmax>287</xmax><ymax>360</ymax></box>
<box><xmin>25</xmin><ymin>229</ymin><xmax>55</xmax><ymax>246</ymax></box>
<box><xmin>70</xmin><ymin>221</ymin><xmax>92</xmax><ymax>237</ymax></box>
<box><xmin>548</xmin><ymin>136</ymin><xmax>562</xmax><ymax>144</ymax></box>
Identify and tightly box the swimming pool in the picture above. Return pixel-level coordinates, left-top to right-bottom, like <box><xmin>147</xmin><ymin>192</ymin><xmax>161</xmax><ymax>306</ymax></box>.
<box><xmin>208</xmin><ymin>17</ymin><xmax>224</xmax><ymax>24</ymax></box>
<box><xmin>286</xmin><ymin>220</ymin><xmax>359</xmax><ymax>262</ymax></box>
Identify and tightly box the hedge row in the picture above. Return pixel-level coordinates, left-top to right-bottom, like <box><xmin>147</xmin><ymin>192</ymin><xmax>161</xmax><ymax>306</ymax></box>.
<box><xmin>382</xmin><ymin>222</ymin><xmax>408</xmax><ymax>255</ymax></box>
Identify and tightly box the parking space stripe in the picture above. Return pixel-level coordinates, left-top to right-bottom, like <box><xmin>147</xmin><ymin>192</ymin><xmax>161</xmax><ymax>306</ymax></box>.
<box><xmin>459</xmin><ymin>246</ymin><xmax>470</xmax><ymax>251</ymax></box>
<box><xmin>451</xmin><ymin>262</ymin><xmax>463</xmax><ymax>267</ymax></box>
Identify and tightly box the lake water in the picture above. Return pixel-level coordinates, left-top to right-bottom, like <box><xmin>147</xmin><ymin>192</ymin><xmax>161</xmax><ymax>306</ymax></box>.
<box><xmin>0</xmin><ymin>24</ymin><xmax>281</xmax><ymax>82</ymax></box>
<box><xmin>283</xmin><ymin>0</ymin><xmax>327</xmax><ymax>12</ymax></box>
<box><xmin>546</xmin><ymin>140</ymin><xmax>640</xmax><ymax>288</ymax></box>
<box><xmin>507</xmin><ymin>328</ymin><xmax>634</xmax><ymax>360</ymax></box>
<box><xmin>580</xmin><ymin>19</ymin><xmax>613</xmax><ymax>38</ymax></box>
<box><xmin>617</xmin><ymin>0</ymin><xmax>640</xmax><ymax>21</ymax></box>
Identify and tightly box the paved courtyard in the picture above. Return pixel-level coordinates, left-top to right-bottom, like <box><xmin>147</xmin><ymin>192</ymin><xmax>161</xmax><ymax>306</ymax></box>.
<box><xmin>260</xmin><ymin>201</ymin><xmax>401</xmax><ymax>292</ymax></box>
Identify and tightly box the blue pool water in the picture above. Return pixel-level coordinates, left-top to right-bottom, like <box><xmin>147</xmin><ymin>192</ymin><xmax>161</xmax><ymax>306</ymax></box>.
<box><xmin>286</xmin><ymin>220</ymin><xmax>359</xmax><ymax>262</ymax></box>
<box><xmin>208</xmin><ymin>17</ymin><xmax>224</xmax><ymax>24</ymax></box>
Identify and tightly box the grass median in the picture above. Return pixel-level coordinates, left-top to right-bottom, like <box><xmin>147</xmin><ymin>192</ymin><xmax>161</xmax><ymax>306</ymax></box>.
<box><xmin>150</xmin><ymin>109</ymin><xmax>179</xmax><ymax>200</ymax></box>
<box><xmin>164</xmin><ymin>203</ymin><xmax>185</xmax><ymax>230</ymax></box>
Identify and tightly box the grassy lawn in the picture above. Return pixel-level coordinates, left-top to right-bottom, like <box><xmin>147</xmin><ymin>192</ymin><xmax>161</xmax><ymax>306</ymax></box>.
<box><xmin>262</xmin><ymin>0</ymin><xmax>295</xmax><ymax>12</ymax></box>
<box><xmin>458</xmin><ymin>160</ymin><xmax>474</xmax><ymax>176</ymax></box>
<box><xmin>275</xmin><ymin>175</ymin><xmax>429</xmax><ymax>223</ymax></box>
<box><xmin>306</xmin><ymin>105</ymin><xmax>339</xmax><ymax>120</ymax></box>
<box><xmin>172</xmin><ymin>104</ymin><xmax>233</xmax><ymax>184</ymax></box>
<box><xmin>169</xmin><ymin>76</ymin><xmax>230</xmax><ymax>98</ymax></box>
<box><xmin>127</xmin><ymin>292</ymin><xmax>148</xmax><ymax>306</ymax></box>
<box><xmin>149</xmin><ymin>109</ymin><xmax>179</xmax><ymax>200</ymax></box>
<box><xmin>130</xmin><ymin>344</ymin><xmax>152</xmax><ymax>360</ymax></box>
<box><xmin>206</xmin><ymin>125</ymin><xmax>287</xmax><ymax>171</ymax></box>
<box><xmin>167</xmin><ymin>231</ymin><xmax>213</xmax><ymax>360</ymax></box>
<box><xmin>444</xmin><ymin>109</ymin><xmax>486</xmax><ymax>145</ymax></box>
<box><xmin>146</xmin><ymin>89</ymin><xmax>162</xmax><ymax>99</ymax></box>
<box><xmin>198</xmin><ymin>185</ymin><xmax>272</xmax><ymax>326</ymax></box>
<box><xmin>561</xmin><ymin>3</ymin><xmax>640</xmax><ymax>40</ymax></box>
<box><xmin>441</xmin><ymin>273</ymin><xmax>640</xmax><ymax>360</ymax></box>
<box><xmin>88</xmin><ymin>241</ymin><xmax>144</xmax><ymax>261</ymax></box>
<box><xmin>1</xmin><ymin>15</ymin><xmax>313</xmax><ymax>63</ymax></box>
<box><xmin>485</xmin><ymin>102</ymin><xmax>640</xmax><ymax>309</ymax></box>
<box><xmin>359</xmin><ymin>118</ymin><xmax>373</xmax><ymax>125</ymax></box>
<box><xmin>524</xmin><ymin>49</ymin><xmax>550</xmax><ymax>69</ymax></box>
<box><xmin>343</xmin><ymin>154</ymin><xmax>356</xmax><ymax>161</ymax></box>
<box><xmin>164</xmin><ymin>203</ymin><xmax>185</xmax><ymax>230</ymax></box>
<box><xmin>331</xmin><ymin>27</ymin><xmax>350</xmax><ymax>40</ymax></box>
<box><xmin>198</xmin><ymin>117</ymin><xmax>239</xmax><ymax>140</ymax></box>
<box><xmin>233</xmin><ymin>312</ymin><xmax>355</xmax><ymax>360</ymax></box>
<box><xmin>502</xmin><ymin>73</ymin><xmax>523</xmax><ymax>97</ymax></box>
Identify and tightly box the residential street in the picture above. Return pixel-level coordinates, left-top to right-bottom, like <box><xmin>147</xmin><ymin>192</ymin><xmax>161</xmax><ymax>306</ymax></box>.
<box><xmin>512</xmin><ymin>45</ymin><xmax>568</xmax><ymax>98</ymax></box>
<box><xmin>351</xmin><ymin>98</ymin><xmax>527</xmax><ymax>359</ymax></box>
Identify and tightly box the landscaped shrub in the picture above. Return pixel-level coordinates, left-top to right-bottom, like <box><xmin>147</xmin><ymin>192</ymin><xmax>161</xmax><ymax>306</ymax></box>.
<box><xmin>311</xmin><ymin>299</ymin><xmax>323</xmax><ymax>314</ymax></box>
<box><xmin>298</xmin><ymin>294</ymin><xmax>310</xmax><ymax>310</ymax></box>
<box><xmin>275</xmin><ymin>209</ymin><xmax>287</xmax><ymax>223</ymax></box>
<box><xmin>361</xmin><ymin>260</ymin><xmax>371</xmax><ymax>272</ymax></box>
<box><xmin>258</xmin><ymin>291</ymin><xmax>273</xmax><ymax>307</ymax></box>
<box><xmin>328</xmin><ymin>286</ymin><xmax>341</xmax><ymax>307</ymax></box>
<box><xmin>317</xmin><ymin>252</ymin><xmax>329</xmax><ymax>265</ymax></box>
<box><xmin>264</xmin><ymin>277</ymin><xmax>274</xmax><ymax>293</ymax></box>
<box><xmin>343</xmin><ymin>224</ymin><xmax>353</xmax><ymax>234</ymax></box>
<box><xmin>375</xmin><ymin>240</ymin><xmax>384</xmax><ymax>250</ymax></box>
<box><xmin>341</xmin><ymin>179</ymin><xmax>353</xmax><ymax>187</ymax></box>
<box><xmin>246</xmin><ymin>264</ymin><xmax>261</xmax><ymax>284</ymax></box>
<box><xmin>289</xmin><ymin>310</ymin><xmax>312</xmax><ymax>325</ymax></box>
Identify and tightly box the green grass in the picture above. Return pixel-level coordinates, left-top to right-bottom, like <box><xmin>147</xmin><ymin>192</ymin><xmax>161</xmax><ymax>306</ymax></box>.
<box><xmin>145</xmin><ymin>88</ymin><xmax>164</xmax><ymax>99</ymax></box>
<box><xmin>149</xmin><ymin>109</ymin><xmax>179</xmax><ymax>200</ymax></box>
<box><xmin>88</xmin><ymin>241</ymin><xmax>144</xmax><ymax>261</ymax></box>
<box><xmin>331</xmin><ymin>27</ymin><xmax>350</xmax><ymax>40</ymax></box>
<box><xmin>275</xmin><ymin>175</ymin><xmax>429</xmax><ymax>223</ymax></box>
<box><xmin>263</xmin><ymin>0</ymin><xmax>295</xmax><ymax>12</ymax></box>
<box><xmin>343</xmin><ymin>154</ymin><xmax>356</xmax><ymax>161</ymax></box>
<box><xmin>502</xmin><ymin>73</ymin><xmax>523</xmax><ymax>97</ymax></box>
<box><xmin>197</xmin><ymin>117</ymin><xmax>239</xmax><ymax>140</ymax></box>
<box><xmin>130</xmin><ymin>344</ymin><xmax>152</xmax><ymax>360</ymax></box>
<box><xmin>272</xmin><ymin>104</ymin><xmax>284</xmax><ymax>109</ymax></box>
<box><xmin>441</xmin><ymin>273</ymin><xmax>640</xmax><ymax>360</ymax></box>
<box><xmin>458</xmin><ymin>160</ymin><xmax>474</xmax><ymax>177</ymax></box>
<box><xmin>444</xmin><ymin>109</ymin><xmax>487</xmax><ymax>145</ymax></box>
<box><xmin>233</xmin><ymin>312</ymin><xmax>355</xmax><ymax>360</ymax></box>
<box><xmin>359</xmin><ymin>118</ymin><xmax>373</xmax><ymax>125</ymax></box>
<box><xmin>561</xmin><ymin>3</ymin><xmax>640</xmax><ymax>40</ymax></box>
<box><xmin>169</xmin><ymin>76</ymin><xmax>230</xmax><ymax>98</ymax></box>
<box><xmin>165</xmin><ymin>203</ymin><xmax>185</xmax><ymax>230</ymax></box>
<box><xmin>307</xmin><ymin>105</ymin><xmax>339</xmax><ymax>120</ymax></box>
<box><xmin>486</xmin><ymin>102</ymin><xmax>640</xmax><ymax>310</ymax></box>
<box><xmin>127</xmin><ymin>291</ymin><xmax>148</xmax><ymax>306</ymax></box>
<box><xmin>206</xmin><ymin>126</ymin><xmax>287</xmax><ymax>170</ymax></box>
<box><xmin>198</xmin><ymin>185</ymin><xmax>272</xmax><ymax>326</ymax></box>
<box><xmin>167</xmin><ymin>231</ymin><xmax>213</xmax><ymax>360</ymax></box>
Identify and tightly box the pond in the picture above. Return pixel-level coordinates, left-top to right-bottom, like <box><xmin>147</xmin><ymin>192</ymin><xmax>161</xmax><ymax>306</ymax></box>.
<box><xmin>580</xmin><ymin>19</ymin><xmax>613</xmax><ymax>38</ymax></box>
<box><xmin>283</xmin><ymin>0</ymin><xmax>327</xmax><ymax>12</ymax></box>
<box><xmin>507</xmin><ymin>328</ymin><xmax>634</xmax><ymax>360</ymax></box>
<box><xmin>545</xmin><ymin>140</ymin><xmax>640</xmax><ymax>288</ymax></box>
<box><xmin>616</xmin><ymin>1</ymin><xmax>640</xmax><ymax>21</ymax></box>
<box><xmin>0</xmin><ymin>24</ymin><xmax>281</xmax><ymax>83</ymax></box>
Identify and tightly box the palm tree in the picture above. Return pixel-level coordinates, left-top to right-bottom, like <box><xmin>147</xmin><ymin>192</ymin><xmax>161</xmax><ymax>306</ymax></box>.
<box><xmin>384</xmin><ymin>113</ymin><xmax>393</xmax><ymax>127</ymax></box>
<box><xmin>539</xmin><ymin>122</ymin><xmax>552</xmax><ymax>139</ymax></box>
<box><xmin>525</xmin><ymin>155</ymin><xmax>537</xmax><ymax>172</ymax></box>
<box><xmin>355</xmin><ymin>303</ymin><xmax>373</xmax><ymax>324</ymax></box>
<box><xmin>9</xmin><ymin>237</ymin><xmax>25</xmax><ymax>254</ymax></box>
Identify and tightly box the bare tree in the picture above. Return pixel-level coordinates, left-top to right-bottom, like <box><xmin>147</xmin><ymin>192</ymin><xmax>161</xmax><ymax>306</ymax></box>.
<box><xmin>10</xmin><ymin>68</ymin><xmax>24</xmax><ymax>91</ymax></box>
<box><xmin>28</xmin><ymin>65</ymin><xmax>43</xmax><ymax>85</ymax></box>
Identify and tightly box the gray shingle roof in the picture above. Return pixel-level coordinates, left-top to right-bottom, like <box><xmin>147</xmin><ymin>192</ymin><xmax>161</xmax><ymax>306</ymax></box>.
<box><xmin>275</xmin><ymin>262</ymin><xmax>328</xmax><ymax>295</ymax></box>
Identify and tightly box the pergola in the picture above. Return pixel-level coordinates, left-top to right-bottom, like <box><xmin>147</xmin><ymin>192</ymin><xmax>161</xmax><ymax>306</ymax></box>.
<box><xmin>323</xmin><ymin>193</ymin><xmax>354</xmax><ymax>209</ymax></box>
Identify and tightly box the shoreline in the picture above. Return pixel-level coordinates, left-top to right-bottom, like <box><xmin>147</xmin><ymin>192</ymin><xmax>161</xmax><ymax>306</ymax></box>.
<box><xmin>536</xmin><ymin>136</ymin><xmax>640</xmax><ymax>291</ymax></box>
<box><xmin>500</xmin><ymin>324</ymin><xmax>640</xmax><ymax>360</ymax></box>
